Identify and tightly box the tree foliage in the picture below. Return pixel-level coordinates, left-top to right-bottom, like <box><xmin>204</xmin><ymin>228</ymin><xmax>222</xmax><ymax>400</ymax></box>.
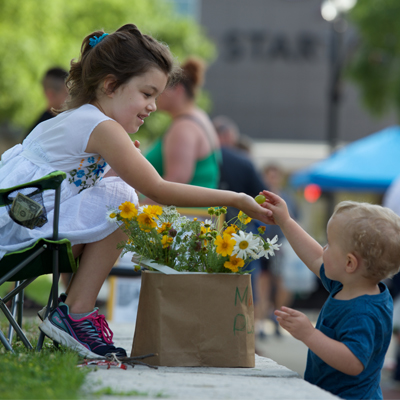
<box><xmin>0</xmin><ymin>0</ymin><xmax>215</xmax><ymax>140</ymax></box>
<box><xmin>347</xmin><ymin>0</ymin><xmax>400</xmax><ymax>118</ymax></box>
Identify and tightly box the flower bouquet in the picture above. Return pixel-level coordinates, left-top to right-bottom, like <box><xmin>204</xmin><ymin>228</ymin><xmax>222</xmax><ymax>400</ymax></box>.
<box><xmin>107</xmin><ymin>202</ymin><xmax>280</xmax><ymax>274</ymax></box>
<box><xmin>107</xmin><ymin>201</ymin><xmax>281</xmax><ymax>367</ymax></box>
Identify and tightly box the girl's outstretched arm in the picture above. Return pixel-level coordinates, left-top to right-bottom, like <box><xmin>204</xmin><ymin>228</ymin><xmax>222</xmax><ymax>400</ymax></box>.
<box><xmin>87</xmin><ymin>120</ymin><xmax>273</xmax><ymax>224</ymax></box>
<box><xmin>261</xmin><ymin>190</ymin><xmax>323</xmax><ymax>277</ymax></box>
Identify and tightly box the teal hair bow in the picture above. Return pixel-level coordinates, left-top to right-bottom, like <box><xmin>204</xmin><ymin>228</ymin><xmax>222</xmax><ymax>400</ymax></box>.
<box><xmin>89</xmin><ymin>33</ymin><xmax>109</xmax><ymax>48</ymax></box>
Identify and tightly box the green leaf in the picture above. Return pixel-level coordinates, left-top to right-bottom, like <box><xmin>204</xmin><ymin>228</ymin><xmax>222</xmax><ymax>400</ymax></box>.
<box><xmin>347</xmin><ymin>0</ymin><xmax>400</xmax><ymax>118</ymax></box>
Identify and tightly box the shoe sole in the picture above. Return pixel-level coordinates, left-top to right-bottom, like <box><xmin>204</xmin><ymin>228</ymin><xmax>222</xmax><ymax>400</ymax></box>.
<box><xmin>39</xmin><ymin>319</ymin><xmax>105</xmax><ymax>359</ymax></box>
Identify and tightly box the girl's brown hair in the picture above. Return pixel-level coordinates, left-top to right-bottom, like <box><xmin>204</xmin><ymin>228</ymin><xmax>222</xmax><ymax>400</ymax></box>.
<box><xmin>61</xmin><ymin>24</ymin><xmax>180</xmax><ymax>112</ymax></box>
<box><xmin>177</xmin><ymin>56</ymin><xmax>206</xmax><ymax>100</ymax></box>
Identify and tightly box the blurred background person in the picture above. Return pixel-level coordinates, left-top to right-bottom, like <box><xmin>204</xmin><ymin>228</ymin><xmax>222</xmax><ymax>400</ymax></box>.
<box><xmin>255</xmin><ymin>163</ymin><xmax>300</xmax><ymax>338</ymax></box>
<box><xmin>235</xmin><ymin>133</ymin><xmax>254</xmax><ymax>155</ymax></box>
<box><xmin>25</xmin><ymin>67</ymin><xmax>68</xmax><ymax>138</ymax></box>
<box><xmin>145</xmin><ymin>57</ymin><xmax>220</xmax><ymax>190</ymax></box>
<box><xmin>212</xmin><ymin>115</ymin><xmax>267</xmax><ymax>221</ymax></box>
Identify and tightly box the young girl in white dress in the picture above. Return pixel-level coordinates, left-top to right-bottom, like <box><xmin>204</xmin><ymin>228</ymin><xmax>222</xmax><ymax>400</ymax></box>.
<box><xmin>0</xmin><ymin>24</ymin><xmax>271</xmax><ymax>358</ymax></box>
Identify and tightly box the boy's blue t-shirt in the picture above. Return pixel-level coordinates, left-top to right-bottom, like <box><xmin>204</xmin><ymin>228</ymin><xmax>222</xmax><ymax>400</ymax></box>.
<box><xmin>304</xmin><ymin>265</ymin><xmax>393</xmax><ymax>400</ymax></box>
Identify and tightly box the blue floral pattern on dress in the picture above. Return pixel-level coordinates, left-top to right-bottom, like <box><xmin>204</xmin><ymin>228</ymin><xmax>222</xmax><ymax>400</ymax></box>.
<box><xmin>93</xmin><ymin>162</ymin><xmax>106</xmax><ymax>177</ymax></box>
<box><xmin>68</xmin><ymin>157</ymin><xmax>108</xmax><ymax>193</ymax></box>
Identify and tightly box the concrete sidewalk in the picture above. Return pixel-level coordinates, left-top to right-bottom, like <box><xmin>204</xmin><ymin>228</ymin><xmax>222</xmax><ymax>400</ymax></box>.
<box><xmin>84</xmin><ymin>322</ymin><xmax>338</xmax><ymax>400</ymax></box>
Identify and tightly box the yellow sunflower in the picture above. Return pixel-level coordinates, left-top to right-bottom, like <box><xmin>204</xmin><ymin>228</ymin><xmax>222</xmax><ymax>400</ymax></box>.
<box><xmin>200</xmin><ymin>226</ymin><xmax>210</xmax><ymax>235</ymax></box>
<box><xmin>143</xmin><ymin>205</ymin><xmax>163</xmax><ymax>219</ymax></box>
<box><xmin>137</xmin><ymin>213</ymin><xmax>157</xmax><ymax>232</ymax></box>
<box><xmin>224</xmin><ymin>226</ymin><xmax>237</xmax><ymax>237</ymax></box>
<box><xmin>157</xmin><ymin>222</ymin><xmax>172</xmax><ymax>234</ymax></box>
<box><xmin>224</xmin><ymin>255</ymin><xmax>245</xmax><ymax>272</ymax></box>
<box><xmin>118</xmin><ymin>201</ymin><xmax>138</xmax><ymax>219</ymax></box>
<box><xmin>214</xmin><ymin>233</ymin><xmax>235</xmax><ymax>257</ymax></box>
<box><xmin>161</xmin><ymin>235</ymin><xmax>173</xmax><ymax>248</ymax></box>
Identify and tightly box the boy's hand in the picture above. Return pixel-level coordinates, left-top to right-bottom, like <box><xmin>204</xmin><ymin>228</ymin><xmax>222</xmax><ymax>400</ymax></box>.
<box><xmin>259</xmin><ymin>190</ymin><xmax>291</xmax><ymax>227</ymax></box>
<box><xmin>274</xmin><ymin>306</ymin><xmax>314</xmax><ymax>342</ymax></box>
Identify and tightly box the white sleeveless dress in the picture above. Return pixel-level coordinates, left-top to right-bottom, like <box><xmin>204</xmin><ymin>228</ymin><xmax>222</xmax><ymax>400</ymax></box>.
<box><xmin>0</xmin><ymin>104</ymin><xmax>138</xmax><ymax>259</ymax></box>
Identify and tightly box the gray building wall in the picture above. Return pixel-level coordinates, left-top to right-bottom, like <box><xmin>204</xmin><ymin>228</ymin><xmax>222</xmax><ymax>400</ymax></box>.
<box><xmin>200</xmin><ymin>0</ymin><xmax>396</xmax><ymax>142</ymax></box>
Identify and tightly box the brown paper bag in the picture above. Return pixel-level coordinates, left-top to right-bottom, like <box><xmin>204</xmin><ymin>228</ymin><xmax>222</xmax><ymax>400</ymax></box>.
<box><xmin>131</xmin><ymin>270</ymin><xmax>255</xmax><ymax>367</ymax></box>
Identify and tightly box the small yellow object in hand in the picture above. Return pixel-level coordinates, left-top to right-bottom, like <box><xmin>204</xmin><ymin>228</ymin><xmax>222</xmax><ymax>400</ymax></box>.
<box><xmin>255</xmin><ymin>195</ymin><xmax>266</xmax><ymax>204</ymax></box>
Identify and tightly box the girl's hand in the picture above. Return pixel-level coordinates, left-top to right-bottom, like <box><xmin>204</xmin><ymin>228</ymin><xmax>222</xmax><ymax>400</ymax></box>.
<box><xmin>237</xmin><ymin>193</ymin><xmax>273</xmax><ymax>223</ymax></box>
<box><xmin>259</xmin><ymin>190</ymin><xmax>291</xmax><ymax>227</ymax></box>
<box><xmin>274</xmin><ymin>307</ymin><xmax>314</xmax><ymax>342</ymax></box>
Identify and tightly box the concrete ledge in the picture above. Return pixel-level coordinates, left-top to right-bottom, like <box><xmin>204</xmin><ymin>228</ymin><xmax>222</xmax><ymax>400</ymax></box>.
<box><xmin>84</xmin><ymin>323</ymin><xmax>338</xmax><ymax>400</ymax></box>
<box><xmin>161</xmin><ymin>355</ymin><xmax>299</xmax><ymax>378</ymax></box>
<box><xmin>85</xmin><ymin>355</ymin><xmax>337</xmax><ymax>400</ymax></box>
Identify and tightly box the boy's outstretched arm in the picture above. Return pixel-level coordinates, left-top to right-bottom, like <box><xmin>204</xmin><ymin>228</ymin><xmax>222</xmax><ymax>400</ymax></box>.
<box><xmin>261</xmin><ymin>190</ymin><xmax>323</xmax><ymax>277</ymax></box>
<box><xmin>275</xmin><ymin>307</ymin><xmax>364</xmax><ymax>376</ymax></box>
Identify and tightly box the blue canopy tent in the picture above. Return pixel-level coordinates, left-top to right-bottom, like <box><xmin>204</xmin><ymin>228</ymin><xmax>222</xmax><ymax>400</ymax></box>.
<box><xmin>290</xmin><ymin>126</ymin><xmax>400</xmax><ymax>192</ymax></box>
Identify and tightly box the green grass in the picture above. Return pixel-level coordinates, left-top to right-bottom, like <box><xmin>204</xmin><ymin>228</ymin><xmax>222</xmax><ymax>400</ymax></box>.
<box><xmin>0</xmin><ymin>318</ymin><xmax>89</xmax><ymax>400</ymax></box>
<box><xmin>0</xmin><ymin>319</ymin><xmax>166</xmax><ymax>399</ymax></box>
<box><xmin>0</xmin><ymin>345</ymin><xmax>89</xmax><ymax>399</ymax></box>
<box><xmin>92</xmin><ymin>387</ymin><xmax>149</xmax><ymax>397</ymax></box>
<box><xmin>92</xmin><ymin>387</ymin><xmax>168</xmax><ymax>398</ymax></box>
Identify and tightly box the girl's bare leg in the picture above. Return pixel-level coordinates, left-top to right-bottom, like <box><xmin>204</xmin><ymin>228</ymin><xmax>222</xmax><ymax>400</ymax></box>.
<box><xmin>65</xmin><ymin>227</ymin><xmax>127</xmax><ymax>314</ymax></box>
<box><xmin>64</xmin><ymin>273</ymin><xmax>75</xmax><ymax>295</ymax></box>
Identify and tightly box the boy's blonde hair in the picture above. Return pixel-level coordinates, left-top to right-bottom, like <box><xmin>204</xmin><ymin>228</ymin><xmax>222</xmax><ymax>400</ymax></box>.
<box><xmin>332</xmin><ymin>201</ymin><xmax>400</xmax><ymax>281</ymax></box>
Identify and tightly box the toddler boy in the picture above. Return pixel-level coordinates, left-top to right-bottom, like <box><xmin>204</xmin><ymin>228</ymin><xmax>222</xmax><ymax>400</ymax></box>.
<box><xmin>261</xmin><ymin>190</ymin><xmax>400</xmax><ymax>400</ymax></box>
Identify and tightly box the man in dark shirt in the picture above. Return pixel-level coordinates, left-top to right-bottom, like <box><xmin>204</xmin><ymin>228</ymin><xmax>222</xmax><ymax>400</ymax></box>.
<box><xmin>212</xmin><ymin>115</ymin><xmax>267</xmax><ymax>221</ymax></box>
<box><xmin>25</xmin><ymin>67</ymin><xmax>68</xmax><ymax>138</ymax></box>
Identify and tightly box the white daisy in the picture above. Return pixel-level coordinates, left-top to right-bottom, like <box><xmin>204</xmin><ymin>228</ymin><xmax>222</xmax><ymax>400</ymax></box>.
<box><xmin>257</xmin><ymin>243</ymin><xmax>270</xmax><ymax>259</ymax></box>
<box><xmin>204</xmin><ymin>219</ymin><xmax>215</xmax><ymax>228</ymax></box>
<box><xmin>260</xmin><ymin>235</ymin><xmax>281</xmax><ymax>258</ymax></box>
<box><xmin>106</xmin><ymin>209</ymin><xmax>118</xmax><ymax>223</ymax></box>
<box><xmin>247</xmin><ymin>248</ymin><xmax>261</xmax><ymax>260</ymax></box>
<box><xmin>231</xmin><ymin>231</ymin><xmax>261</xmax><ymax>260</ymax></box>
<box><xmin>268</xmin><ymin>235</ymin><xmax>281</xmax><ymax>250</ymax></box>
